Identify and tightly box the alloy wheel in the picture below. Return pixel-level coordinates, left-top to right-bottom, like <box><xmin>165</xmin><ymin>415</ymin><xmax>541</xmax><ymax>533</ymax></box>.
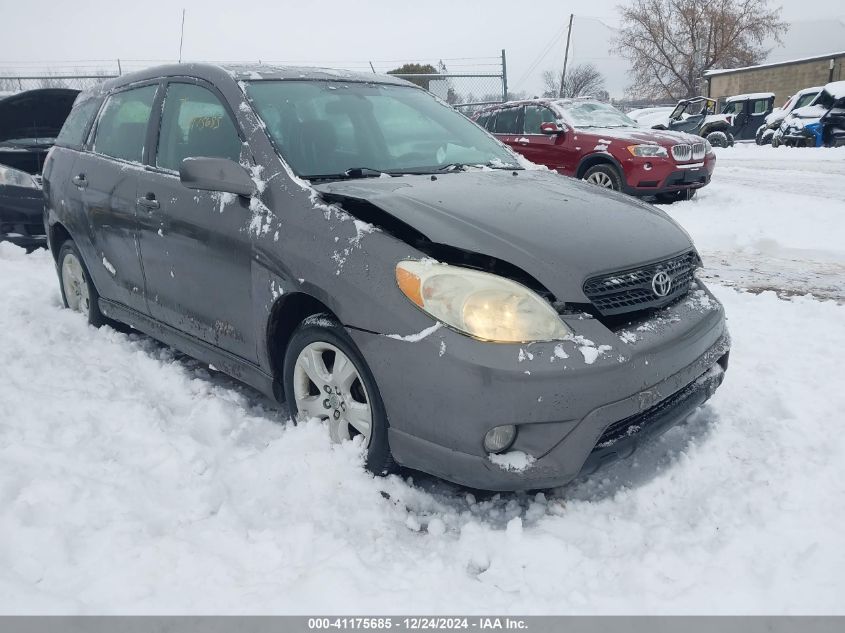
<box><xmin>61</xmin><ymin>253</ymin><xmax>91</xmax><ymax>316</ymax></box>
<box><xmin>586</xmin><ymin>171</ymin><xmax>614</xmax><ymax>188</ymax></box>
<box><xmin>292</xmin><ymin>341</ymin><xmax>373</xmax><ymax>445</ymax></box>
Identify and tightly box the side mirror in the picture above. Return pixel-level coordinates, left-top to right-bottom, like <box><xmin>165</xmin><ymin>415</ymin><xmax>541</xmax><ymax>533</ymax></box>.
<box><xmin>179</xmin><ymin>157</ymin><xmax>256</xmax><ymax>197</ymax></box>
<box><xmin>540</xmin><ymin>122</ymin><xmax>565</xmax><ymax>136</ymax></box>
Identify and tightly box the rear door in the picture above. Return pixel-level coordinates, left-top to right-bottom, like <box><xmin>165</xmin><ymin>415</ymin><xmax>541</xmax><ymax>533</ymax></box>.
<box><xmin>490</xmin><ymin>105</ymin><xmax>524</xmax><ymax>150</ymax></box>
<box><xmin>74</xmin><ymin>83</ymin><xmax>159</xmax><ymax>313</ymax></box>
<box><xmin>135</xmin><ymin>79</ymin><xmax>256</xmax><ymax>360</ymax></box>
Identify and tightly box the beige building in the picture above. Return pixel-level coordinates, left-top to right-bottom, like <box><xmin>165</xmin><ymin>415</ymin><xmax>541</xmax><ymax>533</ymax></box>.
<box><xmin>705</xmin><ymin>51</ymin><xmax>845</xmax><ymax>107</ymax></box>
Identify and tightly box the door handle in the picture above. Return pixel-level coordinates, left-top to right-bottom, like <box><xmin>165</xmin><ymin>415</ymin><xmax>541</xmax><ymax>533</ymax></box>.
<box><xmin>72</xmin><ymin>174</ymin><xmax>87</xmax><ymax>188</ymax></box>
<box><xmin>137</xmin><ymin>193</ymin><xmax>160</xmax><ymax>210</ymax></box>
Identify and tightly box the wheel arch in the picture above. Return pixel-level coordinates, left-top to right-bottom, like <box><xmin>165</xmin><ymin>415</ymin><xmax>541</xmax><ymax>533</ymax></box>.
<box><xmin>266</xmin><ymin>291</ymin><xmax>339</xmax><ymax>401</ymax></box>
<box><xmin>48</xmin><ymin>221</ymin><xmax>73</xmax><ymax>262</ymax></box>
<box><xmin>575</xmin><ymin>152</ymin><xmax>624</xmax><ymax>180</ymax></box>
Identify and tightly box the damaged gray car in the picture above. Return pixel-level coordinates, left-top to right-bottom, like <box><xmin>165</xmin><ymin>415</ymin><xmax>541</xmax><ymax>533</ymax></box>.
<box><xmin>43</xmin><ymin>64</ymin><xmax>730</xmax><ymax>491</ymax></box>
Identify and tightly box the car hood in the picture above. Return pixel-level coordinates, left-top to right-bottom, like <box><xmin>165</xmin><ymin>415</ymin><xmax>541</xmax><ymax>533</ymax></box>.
<box><xmin>572</xmin><ymin>126</ymin><xmax>701</xmax><ymax>147</ymax></box>
<box><xmin>0</xmin><ymin>88</ymin><xmax>79</xmax><ymax>144</ymax></box>
<box><xmin>314</xmin><ymin>170</ymin><xmax>694</xmax><ymax>302</ymax></box>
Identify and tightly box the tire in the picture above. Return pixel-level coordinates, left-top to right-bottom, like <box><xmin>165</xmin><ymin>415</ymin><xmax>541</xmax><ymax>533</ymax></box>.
<box><xmin>57</xmin><ymin>240</ymin><xmax>106</xmax><ymax>327</ymax></box>
<box><xmin>655</xmin><ymin>189</ymin><xmax>697</xmax><ymax>204</ymax></box>
<box><xmin>726</xmin><ymin>132</ymin><xmax>735</xmax><ymax>147</ymax></box>
<box><xmin>755</xmin><ymin>126</ymin><xmax>767</xmax><ymax>145</ymax></box>
<box><xmin>582</xmin><ymin>164</ymin><xmax>623</xmax><ymax>191</ymax></box>
<box><xmin>771</xmin><ymin>135</ymin><xmax>781</xmax><ymax>148</ymax></box>
<box><xmin>706</xmin><ymin>131</ymin><xmax>729</xmax><ymax>148</ymax></box>
<box><xmin>283</xmin><ymin>313</ymin><xmax>396</xmax><ymax>475</ymax></box>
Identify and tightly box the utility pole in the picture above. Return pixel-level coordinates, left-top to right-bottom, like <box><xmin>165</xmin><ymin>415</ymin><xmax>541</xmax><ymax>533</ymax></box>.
<box><xmin>558</xmin><ymin>14</ymin><xmax>574</xmax><ymax>98</ymax></box>
<box><xmin>178</xmin><ymin>9</ymin><xmax>186</xmax><ymax>63</ymax></box>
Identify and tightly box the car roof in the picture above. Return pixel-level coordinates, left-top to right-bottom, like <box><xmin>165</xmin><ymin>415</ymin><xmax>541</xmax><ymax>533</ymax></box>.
<box><xmin>478</xmin><ymin>97</ymin><xmax>605</xmax><ymax>113</ymax></box>
<box><xmin>725</xmin><ymin>92</ymin><xmax>775</xmax><ymax>102</ymax></box>
<box><xmin>78</xmin><ymin>62</ymin><xmax>415</xmax><ymax>99</ymax></box>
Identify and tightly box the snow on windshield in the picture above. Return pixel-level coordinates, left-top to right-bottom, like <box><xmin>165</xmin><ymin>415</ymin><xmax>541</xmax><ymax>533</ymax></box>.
<box><xmin>556</xmin><ymin>101</ymin><xmax>636</xmax><ymax>128</ymax></box>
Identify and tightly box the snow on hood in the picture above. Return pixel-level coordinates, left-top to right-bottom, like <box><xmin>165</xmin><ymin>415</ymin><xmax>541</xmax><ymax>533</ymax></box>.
<box><xmin>314</xmin><ymin>170</ymin><xmax>693</xmax><ymax>303</ymax></box>
<box><xmin>791</xmin><ymin>104</ymin><xmax>828</xmax><ymax>120</ymax></box>
<box><xmin>572</xmin><ymin>126</ymin><xmax>702</xmax><ymax>146</ymax></box>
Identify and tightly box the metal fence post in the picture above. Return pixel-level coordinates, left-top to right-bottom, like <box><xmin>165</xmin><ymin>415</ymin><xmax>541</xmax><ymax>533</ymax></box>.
<box><xmin>501</xmin><ymin>49</ymin><xmax>508</xmax><ymax>102</ymax></box>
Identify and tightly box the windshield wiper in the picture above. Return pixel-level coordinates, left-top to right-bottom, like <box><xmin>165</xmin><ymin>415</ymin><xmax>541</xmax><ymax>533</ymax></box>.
<box><xmin>437</xmin><ymin>161</ymin><xmax>520</xmax><ymax>172</ymax></box>
<box><xmin>305</xmin><ymin>167</ymin><xmax>390</xmax><ymax>181</ymax></box>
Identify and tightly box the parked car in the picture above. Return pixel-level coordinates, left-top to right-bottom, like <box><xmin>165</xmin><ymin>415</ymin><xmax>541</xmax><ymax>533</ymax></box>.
<box><xmin>653</xmin><ymin>97</ymin><xmax>735</xmax><ymax>146</ymax></box>
<box><xmin>719</xmin><ymin>92</ymin><xmax>775</xmax><ymax>141</ymax></box>
<box><xmin>44</xmin><ymin>64</ymin><xmax>729</xmax><ymax>491</ymax></box>
<box><xmin>474</xmin><ymin>98</ymin><xmax>715</xmax><ymax>203</ymax></box>
<box><xmin>775</xmin><ymin>81</ymin><xmax>845</xmax><ymax>148</ymax></box>
<box><xmin>755</xmin><ymin>87</ymin><xmax>822</xmax><ymax>145</ymax></box>
<box><xmin>0</xmin><ymin>88</ymin><xmax>79</xmax><ymax>249</ymax></box>
<box><xmin>626</xmin><ymin>106</ymin><xmax>675</xmax><ymax>129</ymax></box>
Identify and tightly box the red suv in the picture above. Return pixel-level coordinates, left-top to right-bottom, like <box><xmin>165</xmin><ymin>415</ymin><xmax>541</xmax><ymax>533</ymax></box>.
<box><xmin>474</xmin><ymin>98</ymin><xmax>716</xmax><ymax>202</ymax></box>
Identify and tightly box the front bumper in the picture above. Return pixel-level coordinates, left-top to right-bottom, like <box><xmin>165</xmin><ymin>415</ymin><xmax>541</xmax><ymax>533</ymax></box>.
<box><xmin>0</xmin><ymin>185</ymin><xmax>46</xmax><ymax>248</ymax></box>
<box><xmin>622</xmin><ymin>155</ymin><xmax>715</xmax><ymax>196</ymax></box>
<box><xmin>349</xmin><ymin>282</ymin><xmax>730</xmax><ymax>491</ymax></box>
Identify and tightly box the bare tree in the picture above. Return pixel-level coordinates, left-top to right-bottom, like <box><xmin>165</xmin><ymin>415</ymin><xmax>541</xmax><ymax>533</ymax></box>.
<box><xmin>613</xmin><ymin>0</ymin><xmax>788</xmax><ymax>100</ymax></box>
<box><xmin>541</xmin><ymin>63</ymin><xmax>606</xmax><ymax>99</ymax></box>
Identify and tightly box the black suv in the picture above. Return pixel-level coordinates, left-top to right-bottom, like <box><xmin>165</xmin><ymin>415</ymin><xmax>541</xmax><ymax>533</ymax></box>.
<box><xmin>0</xmin><ymin>88</ymin><xmax>78</xmax><ymax>248</ymax></box>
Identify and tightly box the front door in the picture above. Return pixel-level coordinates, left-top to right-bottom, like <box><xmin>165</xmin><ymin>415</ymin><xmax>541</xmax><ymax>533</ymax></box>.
<box><xmin>519</xmin><ymin>104</ymin><xmax>574</xmax><ymax>174</ymax></box>
<box><xmin>135</xmin><ymin>79</ymin><xmax>256</xmax><ymax>361</ymax></box>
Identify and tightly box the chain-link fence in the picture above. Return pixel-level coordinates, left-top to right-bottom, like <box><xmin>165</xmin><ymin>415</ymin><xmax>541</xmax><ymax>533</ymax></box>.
<box><xmin>1</xmin><ymin>53</ymin><xmax>508</xmax><ymax>112</ymax></box>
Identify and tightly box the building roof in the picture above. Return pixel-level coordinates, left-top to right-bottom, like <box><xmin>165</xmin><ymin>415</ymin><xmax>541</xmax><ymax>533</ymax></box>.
<box><xmin>704</xmin><ymin>51</ymin><xmax>845</xmax><ymax>77</ymax></box>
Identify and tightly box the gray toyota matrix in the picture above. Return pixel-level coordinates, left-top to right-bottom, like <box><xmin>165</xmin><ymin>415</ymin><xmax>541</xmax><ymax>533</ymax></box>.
<box><xmin>43</xmin><ymin>64</ymin><xmax>730</xmax><ymax>490</ymax></box>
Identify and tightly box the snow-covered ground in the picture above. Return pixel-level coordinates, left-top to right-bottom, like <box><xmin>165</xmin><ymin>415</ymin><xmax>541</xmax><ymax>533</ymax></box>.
<box><xmin>667</xmin><ymin>144</ymin><xmax>845</xmax><ymax>301</ymax></box>
<box><xmin>1</xmin><ymin>145</ymin><xmax>844</xmax><ymax>614</ymax></box>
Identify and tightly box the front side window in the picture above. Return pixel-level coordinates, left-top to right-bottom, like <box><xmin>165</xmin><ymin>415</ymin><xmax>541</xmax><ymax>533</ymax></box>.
<box><xmin>56</xmin><ymin>98</ymin><xmax>102</xmax><ymax>148</ymax></box>
<box><xmin>555</xmin><ymin>101</ymin><xmax>636</xmax><ymax>128</ymax></box>
<box><xmin>523</xmin><ymin>105</ymin><xmax>557</xmax><ymax>134</ymax></box>
<box><xmin>93</xmin><ymin>85</ymin><xmax>157</xmax><ymax>163</ymax></box>
<box><xmin>794</xmin><ymin>93</ymin><xmax>818</xmax><ymax>109</ymax></box>
<box><xmin>722</xmin><ymin>101</ymin><xmax>743</xmax><ymax>116</ymax></box>
<box><xmin>245</xmin><ymin>80</ymin><xmax>519</xmax><ymax>177</ymax></box>
<box><xmin>156</xmin><ymin>83</ymin><xmax>242</xmax><ymax>172</ymax></box>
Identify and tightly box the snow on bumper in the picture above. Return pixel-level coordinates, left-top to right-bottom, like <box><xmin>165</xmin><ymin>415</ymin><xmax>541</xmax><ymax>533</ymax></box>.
<box><xmin>348</xmin><ymin>282</ymin><xmax>730</xmax><ymax>491</ymax></box>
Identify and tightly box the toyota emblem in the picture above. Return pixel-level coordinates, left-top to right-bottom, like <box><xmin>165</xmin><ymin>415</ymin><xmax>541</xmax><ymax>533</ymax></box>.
<box><xmin>651</xmin><ymin>271</ymin><xmax>673</xmax><ymax>297</ymax></box>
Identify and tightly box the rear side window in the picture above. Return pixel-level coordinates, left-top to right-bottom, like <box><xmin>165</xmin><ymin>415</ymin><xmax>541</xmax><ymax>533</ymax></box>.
<box><xmin>493</xmin><ymin>107</ymin><xmax>521</xmax><ymax>134</ymax></box>
<box><xmin>93</xmin><ymin>85</ymin><xmax>157</xmax><ymax>163</ymax></box>
<box><xmin>156</xmin><ymin>83</ymin><xmax>242</xmax><ymax>172</ymax></box>
<box><xmin>56</xmin><ymin>98</ymin><xmax>102</xmax><ymax>149</ymax></box>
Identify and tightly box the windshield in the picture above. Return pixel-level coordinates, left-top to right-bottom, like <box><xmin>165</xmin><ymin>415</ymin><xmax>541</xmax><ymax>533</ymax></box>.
<box><xmin>245</xmin><ymin>80</ymin><xmax>520</xmax><ymax>178</ymax></box>
<box><xmin>555</xmin><ymin>101</ymin><xmax>636</xmax><ymax>128</ymax></box>
<box><xmin>794</xmin><ymin>92</ymin><xmax>818</xmax><ymax>109</ymax></box>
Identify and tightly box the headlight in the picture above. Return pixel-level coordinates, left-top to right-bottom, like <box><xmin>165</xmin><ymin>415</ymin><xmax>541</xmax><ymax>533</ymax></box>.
<box><xmin>395</xmin><ymin>260</ymin><xmax>571</xmax><ymax>343</ymax></box>
<box><xmin>627</xmin><ymin>144</ymin><xmax>668</xmax><ymax>158</ymax></box>
<box><xmin>0</xmin><ymin>164</ymin><xmax>38</xmax><ymax>189</ymax></box>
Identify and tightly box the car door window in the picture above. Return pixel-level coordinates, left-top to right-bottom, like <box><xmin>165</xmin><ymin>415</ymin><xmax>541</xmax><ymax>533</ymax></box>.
<box><xmin>494</xmin><ymin>107</ymin><xmax>520</xmax><ymax>134</ymax></box>
<box><xmin>92</xmin><ymin>85</ymin><xmax>157</xmax><ymax>163</ymax></box>
<box><xmin>156</xmin><ymin>83</ymin><xmax>242</xmax><ymax>172</ymax></box>
<box><xmin>56</xmin><ymin>98</ymin><xmax>102</xmax><ymax>149</ymax></box>
<box><xmin>723</xmin><ymin>101</ymin><xmax>743</xmax><ymax>116</ymax></box>
<box><xmin>751</xmin><ymin>99</ymin><xmax>769</xmax><ymax>114</ymax></box>
<box><xmin>523</xmin><ymin>105</ymin><xmax>557</xmax><ymax>134</ymax></box>
<box><xmin>484</xmin><ymin>112</ymin><xmax>498</xmax><ymax>131</ymax></box>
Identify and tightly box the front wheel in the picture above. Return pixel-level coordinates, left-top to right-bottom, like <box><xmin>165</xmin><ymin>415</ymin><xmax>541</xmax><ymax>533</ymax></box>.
<box><xmin>57</xmin><ymin>240</ymin><xmax>106</xmax><ymax>327</ymax></box>
<box><xmin>706</xmin><ymin>131</ymin><xmax>729</xmax><ymax>148</ymax></box>
<box><xmin>283</xmin><ymin>314</ymin><xmax>396</xmax><ymax>475</ymax></box>
<box><xmin>582</xmin><ymin>164</ymin><xmax>623</xmax><ymax>191</ymax></box>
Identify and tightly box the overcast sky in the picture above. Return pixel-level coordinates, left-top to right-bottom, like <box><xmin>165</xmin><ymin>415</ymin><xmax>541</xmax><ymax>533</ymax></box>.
<box><xmin>1</xmin><ymin>0</ymin><xmax>844</xmax><ymax>97</ymax></box>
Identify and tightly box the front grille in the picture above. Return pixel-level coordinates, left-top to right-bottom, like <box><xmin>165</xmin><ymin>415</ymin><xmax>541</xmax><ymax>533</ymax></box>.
<box><xmin>671</xmin><ymin>144</ymin><xmax>691</xmax><ymax>161</ymax></box>
<box><xmin>691</xmin><ymin>142</ymin><xmax>706</xmax><ymax>160</ymax></box>
<box><xmin>582</xmin><ymin>251</ymin><xmax>697</xmax><ymax>316</ymax></box>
